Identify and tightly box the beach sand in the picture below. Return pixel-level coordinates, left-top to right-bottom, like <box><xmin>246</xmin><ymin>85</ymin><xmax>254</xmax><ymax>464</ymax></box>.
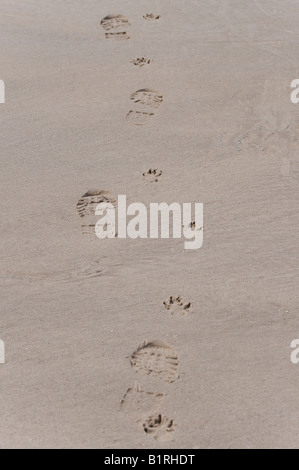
<box><xmin>0</xmin><ymin>0</ymin><xmax>299</xmax><ymax>448</ymax></box>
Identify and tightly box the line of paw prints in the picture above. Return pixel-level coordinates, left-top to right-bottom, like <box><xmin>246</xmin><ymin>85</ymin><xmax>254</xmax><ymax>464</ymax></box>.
<box><xmin>99</xmin><ymin>11</ymin><xmax>179</xmax><ymax>442</ymax></box>
<box><xmin>76</xmin><ymin>188</ymin><xmax>194</xmax><ymax>440</ymax></box>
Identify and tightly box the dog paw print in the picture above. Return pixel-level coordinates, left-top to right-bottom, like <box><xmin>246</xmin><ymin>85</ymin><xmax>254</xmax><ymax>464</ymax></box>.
<box><xmin>143</xmin><ymin>13</ymin><xmax>160</xmax><ymax>21</ymax></box>
<box><xmin>187</xmin><ymin>221</ymin><xmax>196</xmax><ymax>229</ymax></box>
<box><xmin>182</xmin><ymin>220</ymin><xmax>203</xmax><ymax>235</ymax></box>
<box><xmin>163</xmin><ymin>296</ymin><xmax>192</xmax><ymax>316</ymax></box>
<box><xmin>143</xmin><ymin>169</ymin><xmax>162</xmax><ymax>183</ymax></box>
<box><xmin>143</xmin><ymin>414</ymin><xmax>175</xmax><ymax>441</ymax></box>
<box><xmin>131</xmin><ymin>57</ymin><xmax>151</xmax><ymax>67</ymax></box>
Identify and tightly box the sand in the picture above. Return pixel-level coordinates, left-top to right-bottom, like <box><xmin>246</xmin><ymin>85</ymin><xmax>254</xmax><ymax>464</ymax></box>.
<box><xmin>0</xmin><ymin>0</ymin><xmax>299</xmax><ymax>449</ymax></box>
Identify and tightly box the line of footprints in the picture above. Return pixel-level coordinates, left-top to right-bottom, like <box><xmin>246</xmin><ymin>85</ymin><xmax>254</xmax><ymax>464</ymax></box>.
<box><xmin>121</xmin><ymin>293</ymin><xmax>192</xmax><ymax>442</ymax></box>
<box><xmin>98</xmin><ymin>12</ymin><xmax>190</xmax><ymax>441</ymax></box>
<box><xmin>100</xmin><ymin>13</ymin><xmax>163</xmax><ymax>126</ymax></box>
